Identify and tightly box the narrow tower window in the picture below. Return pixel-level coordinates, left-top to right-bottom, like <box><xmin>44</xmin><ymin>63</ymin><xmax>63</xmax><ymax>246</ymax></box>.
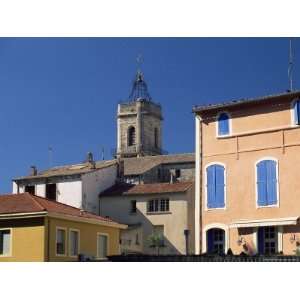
<box><xmin>154</xmin><ymin>128</ymin><xmax>159</xmax><ymax>148</ymax></box>
<box><xmin>128</xmin><ymin>126</ymin><xmax>136</xmax><ymax>146</ymax></box>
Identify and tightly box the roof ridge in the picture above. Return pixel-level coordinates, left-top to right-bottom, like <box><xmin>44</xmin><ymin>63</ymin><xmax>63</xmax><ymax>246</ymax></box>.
<box><xmin>26</xmin><ymin>193</ymin><xmax>47</xmax><ymax>211</ymax></box>
<box><xmin>193</xmin><ymin>90</ymin><xmax>300</xmax><ymax>112</ymax></box>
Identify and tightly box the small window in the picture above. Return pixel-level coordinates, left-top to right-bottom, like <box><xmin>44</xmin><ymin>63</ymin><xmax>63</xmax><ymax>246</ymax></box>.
<box><xmin>25</xmin><ymin>185</ymin><xmax>35</xmax><ymax>195</ymax></box>
<box><xmin>148</xmin><ymin>199</ymin><xmax>169</xmax><ymax>213</ymax></box>
<box><xmin>293</xmin><ymin>99</ymin><xmax>300</xmax><ymax>125</ymax></box>
<box><xmin>0</xmin><ymin>229</ymin><xmax>11</xmax><ymax>256</ymax></box>
<box><xmin>128</xmin><ymin>126</ymin><xmax>136</xmax><ymax>146</ymax></box>
<box><xmin>97</xmin><ymin>234</ymin><xmax>108</xmax><ymax>259</ymax></box>
<box><xmin>56</xmin><ymin>228</ymin><xmax>66</xmax><ymax>256</ymax></box>
<box><xmin>130</xmin><ymin>200</ymin><xmax>137</xmax><ymax>213</ymax></box>
<box><xmin>69</xmin><ymin>230</ymin><xmax>79</xmax><ymax>257</ymax></box>
<box><xmin>217</xmin><ymin>112</ymin><xmax>230</xmax><ymax>136</ymax></box>
<box><xmin>175</xmin><ymin>169</ymin><xmax>181</xmax><ymax>179</ymax></box>
<box><xmin>46</xmin><ymin>183</ymin><xmax>57</xmax><ymax>201</ymax></box>
<box><xmin>256</xmin><ymin>159</ymin><xmax>278</xmax><ymax>207</ymax></box>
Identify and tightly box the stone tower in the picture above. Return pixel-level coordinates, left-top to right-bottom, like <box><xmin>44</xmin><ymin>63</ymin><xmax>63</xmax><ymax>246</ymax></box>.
<box><xmin>116</xmin><ymin>71</ymin><xmax>163</xmax><ymax>158</ymax></box>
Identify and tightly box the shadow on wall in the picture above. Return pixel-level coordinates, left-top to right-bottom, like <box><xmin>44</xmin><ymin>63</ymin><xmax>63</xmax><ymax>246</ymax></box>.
<box><xmin>119</xmin><ymin>208</ymin><xmax>185</xmax><ymax>255</ymax></box>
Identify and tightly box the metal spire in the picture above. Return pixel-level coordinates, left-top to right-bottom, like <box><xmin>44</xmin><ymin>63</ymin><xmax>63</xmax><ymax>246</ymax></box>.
<box><xmin>288</xmin><ymin>38</ymin><xmax>294</xmax><ymax>91</ymax></box>
<box><xmin>128</xmin><ymin>54</ymin><xmax>152</xmax><ymax>101</ymax></box>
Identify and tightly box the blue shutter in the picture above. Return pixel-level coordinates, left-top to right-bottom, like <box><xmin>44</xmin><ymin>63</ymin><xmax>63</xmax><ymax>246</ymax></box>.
<box><xmin>218</xmin><ymin>113</ymin><xmax>229</xmax><ymax>136</ymax></box>
<box><xmin>258</xmin><ymin>227</ymin><xmax>264</xmax><ymax>255</ymax></box>
<box><xmin>215</xmin><ymin>165</ymin><xmax>225</xmax><ymax>208</ymax></box>
<box><xmin>266</xmin><ymin>160</ymin><xmax>277</xmax><ymax>205</ymax></box>
<box><xmin>257</xmin><ymin>161</ymin><xmax>267</xmax><ymax>206</ymax></box>
<box><xmin>207</xmin><ymin>166</ymin><xmax>216</xmax><ymax>208</ymax></box>
<box><xmin>294</xmin><ymin>101</ymin><xmax>300</xmax><ymax>125</ymax></box>
<box><xmin>207</xmin><ymin>230</ymin><xmax>214</xmax><ymax>253</ymax></box>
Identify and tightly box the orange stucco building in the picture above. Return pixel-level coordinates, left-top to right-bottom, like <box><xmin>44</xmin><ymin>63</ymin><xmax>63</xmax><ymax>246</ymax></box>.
<box><xmin>194</xmin><ymin>90</ymin><xmax>300</xmax><ymax>255</ymax></box>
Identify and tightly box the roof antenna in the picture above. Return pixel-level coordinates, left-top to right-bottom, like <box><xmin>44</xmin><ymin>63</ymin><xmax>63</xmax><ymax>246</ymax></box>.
<box><xmin>136</xmin><ymin>53</ymin><xmax>143</xmax><ymax>73</ymax></box>
<box><xmin>101</xmin><ymin>147</ymin><xmax>105</xmax><ymax>160</ymax></box>
<box><xmin>48</xmin><ymin>146</ymin><xmax>53</xmax><ymax>168</ymax></box>
<box><xmin>288</xmin><ymin>38</ymin><xmax>294</xmax><ymax>92</ymax></box>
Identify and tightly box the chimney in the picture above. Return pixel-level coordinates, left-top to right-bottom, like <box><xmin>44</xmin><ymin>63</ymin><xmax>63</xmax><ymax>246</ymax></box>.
<box><xmin>170</xmin><ymin>172</ymin><xmax>174</xmax><ymax>184</ymax></box>
<box><xmin>30</xmin><ymin>166</ymin><xmax>37</xmax><ymax>176</ymax></box>
<box><xmin>86</xmin><ymin>152</ymin><xmax>96</xmax><ymax>169</ymax></box>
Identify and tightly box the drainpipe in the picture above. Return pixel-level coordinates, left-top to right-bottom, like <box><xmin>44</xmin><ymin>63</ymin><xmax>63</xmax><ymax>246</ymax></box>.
<box><xmin>184</xmin><ymin>229</ymin><xmax>190</xmax><ymax>255</ymax></box>
<box><xmin>195</xmin><ymin>114</ymin><xmax>203</xmax><ymax>255</ymax></box>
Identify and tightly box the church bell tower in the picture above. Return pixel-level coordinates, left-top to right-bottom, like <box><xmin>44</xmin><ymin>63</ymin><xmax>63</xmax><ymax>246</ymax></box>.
<box><xmin>116</xmin><ymin>71</ymin><xmax>163</xmax><ymax>158</ymax></box>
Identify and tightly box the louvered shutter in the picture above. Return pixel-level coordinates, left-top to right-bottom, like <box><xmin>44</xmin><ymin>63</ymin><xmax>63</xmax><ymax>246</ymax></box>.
<box><xmin>294</xmin><ymin>100</ymin><xmax>300</xmax><ymax>125</ymax></box>
<box><xmin>218</xmin><ymin>113</ymin><xmax>229</xmax><ymax>136</ymax></box>
<box><xmin>207</xmin><ymin>165</ymin><xmax>216</xmax><ymax>208</ymax></box>
<box><xmin>215</xmin><ymin>165</ymin><xmax>225</xmax><ymax>208</ymax></box>
<box><xmin>266</xmin><ymin>160</ymin><xmax>277</xmax><ymax>205</ymax></box>
<box><xmin>257</xmin><ymin>161</ymin><xmax>267</xmax><ymax>206</ymax></box>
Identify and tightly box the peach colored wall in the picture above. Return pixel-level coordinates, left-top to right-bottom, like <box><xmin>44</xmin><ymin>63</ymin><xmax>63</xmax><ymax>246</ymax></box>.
<box><xmin>199</xmin><ymin>95</ymin><xmax>300</xmax><ymax>254</ymax></box>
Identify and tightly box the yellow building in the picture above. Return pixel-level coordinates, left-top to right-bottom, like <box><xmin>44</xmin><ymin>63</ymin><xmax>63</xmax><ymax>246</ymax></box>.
<box><xmin>0</xmin><ymin>193</ymin><xmax>127</xmax><ymax>262</ymax></box>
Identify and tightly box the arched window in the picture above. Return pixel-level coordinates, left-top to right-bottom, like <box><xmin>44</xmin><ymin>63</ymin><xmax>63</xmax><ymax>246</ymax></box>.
<box><xmin>206</xmin><ymin>164</ymin><xmax>225</xmax><ymax>209</ymax></box>
<box><xmin>207</xmin><ymin>228</ymin><xmax>225</xmax><ymax>254</ymax></box>
<box><xmin>217</xmin><ymin>112</ymin><xmax>230</xmax><ymax>136</ymax></box>
<box><xmin>128</xmin><ymin>126</ymin><xmax>136</xmax><ymax>146</ymax></box>
<box><xmin>256</xmin><ymin>159</ymin><xmax>278</xmax><ymax>207</ymax></box>
<box><xmin>154</xmin><ymin>128</ymin><xmax>159</xmax><ymax>148</ymax></box>
<box><xmin>292</xmin><ymin>99</ymin><xmax>300</xmax><ymax>125</ymax></box>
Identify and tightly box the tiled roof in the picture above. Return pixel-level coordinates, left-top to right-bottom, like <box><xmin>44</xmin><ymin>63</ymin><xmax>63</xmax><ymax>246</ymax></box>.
<box><xmin>100</xmin><ymin>181</ymin><xmax>193</xmax><ymax>197</ymax></box>
<box><xmin>13</xmin><ymin>153</ymin><xmax>194</xmax><ymax>181</ymax></box>
<box><xmin>0</xmin><ymin>193</ymin><xmax>123</xmax><ymax>226</ymax></box>
<box><xmin>123</xmin><ymin>153</ymin><xmax>195</xmax><ymax>176</ymax></box>
<box><xmin>13</xmin><ymin>159</ymin><xmax>117</xmax><ymax>181</ymax></box>
<box><xmin>193</xmin><ymin>90</ymin><xmax>300</xmax><ymax>113</ymax></box>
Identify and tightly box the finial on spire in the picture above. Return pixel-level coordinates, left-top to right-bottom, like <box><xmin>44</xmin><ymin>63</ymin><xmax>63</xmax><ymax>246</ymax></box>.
<box><xmin>136</xmin><ymin>53</ymin><xmax>143</xmax><ymax>72</ymax></box>
<box><xmin>128</xmin><ymin>55</ymin><xmax>151</xmax><ymax>102</ymax></box>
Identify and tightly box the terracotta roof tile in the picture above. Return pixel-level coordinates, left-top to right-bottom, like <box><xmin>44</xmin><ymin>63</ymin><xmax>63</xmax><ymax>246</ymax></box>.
<box><xmin>122</xmin><ymin>153</ymin><xmax>195</xmax><ymax>176</ymax></box>
<box><xmin>14</xmin><ymin>160</ymin><xmax>117</xmax><ymax>181</ymax></box>
<box><xmin>0</xmin><ymin>193</ymin><xmax>123</xmax><ymax>226</ymax></box>
<box><xmin>100</xmin><ymin>181</ymin><xmax>193</xmax><ymax>197</ymax></box>
<box><xmin>193</xmin><ymin>90</ymin><xmax>300</xmax><ymax>113</ymax></box>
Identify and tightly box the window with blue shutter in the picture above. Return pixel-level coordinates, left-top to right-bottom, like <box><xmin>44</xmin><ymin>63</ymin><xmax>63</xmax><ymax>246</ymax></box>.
<box><xmin>256</xmin><ymin>159</ymin><xmax>278</xmax><ymax>206</ymax></box>
<box><xmin>218</xmin><ymin>112</ymin><xmax>230</xmax><ymax>136</ymax></box>
<box><xmin>207</xmin><ymin>164</ymin><xmax>225</xmax><ymax>209</ymax></box>
<box><xmin>293</xmin><ymin>100</ymin><xmax>300</xmax><ymax>125</ymax></box>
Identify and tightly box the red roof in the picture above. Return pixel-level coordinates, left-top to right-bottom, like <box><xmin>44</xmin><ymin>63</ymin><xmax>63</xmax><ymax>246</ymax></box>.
<box><xmin>0</xmin><ymin>193</ymin><xmax>122</xmax><ymax>226</ymax></box>
<box><xmin>100</xmin><ymin>181</ymin><xmax>193</xmax><ymax>197</ymax></box>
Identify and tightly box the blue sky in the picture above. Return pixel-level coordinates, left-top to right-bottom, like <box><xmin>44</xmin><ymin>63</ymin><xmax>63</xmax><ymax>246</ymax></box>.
<box><xmin>0</xmin><ymin>37</ymin><xmax>298</xmax><ymax>193</ymax></box>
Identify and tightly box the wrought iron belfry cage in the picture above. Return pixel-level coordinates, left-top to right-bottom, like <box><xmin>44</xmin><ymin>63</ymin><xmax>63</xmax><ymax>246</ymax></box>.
<box><xmin>128</xmin><ymin>71</ymin><xmax>152</xmax><ymax>101</ymax></box>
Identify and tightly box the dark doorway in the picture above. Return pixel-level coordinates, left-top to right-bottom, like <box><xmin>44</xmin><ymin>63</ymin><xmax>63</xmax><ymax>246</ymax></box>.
<box><xmin>25</xmin><ymin>185</ymin><xmax>35</xmax><ymax>195</ymax></box>
<box><xmin>207</xmin><ymin>228</ymin><xmax>225</xmax><ymax>254</ymax></box>
<box><xmin>46</xmin><ymin>183</ymin><xmax>57</xmax><ymax>201</ymax></box>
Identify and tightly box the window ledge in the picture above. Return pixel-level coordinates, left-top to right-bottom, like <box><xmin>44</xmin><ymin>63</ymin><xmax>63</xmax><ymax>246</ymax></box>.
<box><xmin>256</xmin><ymin>204</ymin><xmax>279</xmax><ymax>209</ymax></box>
<box><xmin>146</xmin><ymin>211</ymin><xmax>171</xmax><ymax>215</ymax></box>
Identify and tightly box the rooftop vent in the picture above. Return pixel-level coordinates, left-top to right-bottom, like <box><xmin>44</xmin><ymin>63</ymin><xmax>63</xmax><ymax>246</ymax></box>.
<box><xmin>30</xmin><ymin>166</ymin><xmax>37</xmax><ymax>176</ymax></box>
